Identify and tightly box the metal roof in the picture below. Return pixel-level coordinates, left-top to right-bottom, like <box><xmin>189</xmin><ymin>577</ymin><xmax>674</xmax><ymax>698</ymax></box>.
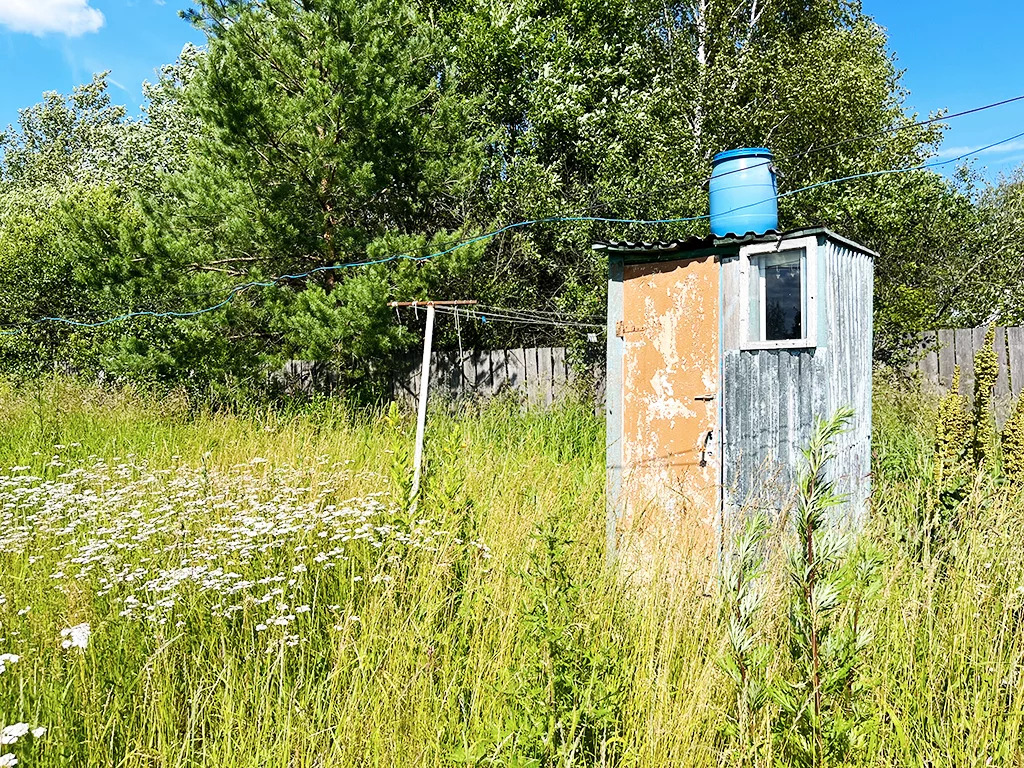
<box><xmin>592</xmin><ymin>226</ymin><xmax>877</xmax><ymax>258</ymax></box>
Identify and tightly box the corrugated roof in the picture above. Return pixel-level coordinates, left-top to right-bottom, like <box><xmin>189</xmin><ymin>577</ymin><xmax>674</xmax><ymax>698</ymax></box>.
<box><xmin>591</xmin><ymin>229</ymin><xmax>779</xmax><ymax>254</ymax></box>
<box><xmin>592</xmin><ymin>226</ymin><xmax>877</xmax><ymax>258</ymax></box>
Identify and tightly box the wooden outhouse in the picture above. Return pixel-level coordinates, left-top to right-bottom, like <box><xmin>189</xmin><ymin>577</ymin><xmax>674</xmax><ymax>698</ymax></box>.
<box><xmin>598</xmin><ymin>227</ymin><xmax>874</xmax><ymax>569</ymax></box>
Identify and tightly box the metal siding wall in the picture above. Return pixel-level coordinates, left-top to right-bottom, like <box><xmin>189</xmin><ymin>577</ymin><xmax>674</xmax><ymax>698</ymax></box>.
<box><xmin>722</xmin><ymin>235</ymin><xmax>873</xmax><ymax>535</ymax></box>
<box><xmin>823</xmin><ymin>240</ymin><xmax>873</xmax><ymax>531</ymax></box>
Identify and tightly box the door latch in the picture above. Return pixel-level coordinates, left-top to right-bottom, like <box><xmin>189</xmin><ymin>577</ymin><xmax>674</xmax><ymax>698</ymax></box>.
<box><xmin>699</xmin><ymin>430</ymin><xmax>714</xmax><ymax>467</ymax></box>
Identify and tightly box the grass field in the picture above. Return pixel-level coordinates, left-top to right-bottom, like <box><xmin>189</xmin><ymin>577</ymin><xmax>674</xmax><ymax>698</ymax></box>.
<box><xmin>0</xmin><ymin>378</ymin><xmax>1022</xmax><ymax>767</ymax></box>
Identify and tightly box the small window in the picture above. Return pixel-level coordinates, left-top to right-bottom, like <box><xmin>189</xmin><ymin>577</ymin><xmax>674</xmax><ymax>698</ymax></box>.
<box><xmin>752</xmin><ymin>250</ymin><xmax>804</xmax><ymax>341</ymax></box>
<box><xmin>740</xmin><ymin>238</ymin><xmax>817</xmax><ymax>349</ymax></box>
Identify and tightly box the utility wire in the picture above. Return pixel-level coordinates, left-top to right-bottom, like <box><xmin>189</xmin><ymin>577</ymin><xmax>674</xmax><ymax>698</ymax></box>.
<box><xmin>788</xmin><ymin>93</ymin><xmax>1024</xmax><ymax>160</ymax></box>
<box><xmin>707</xmin><ymin>92</ymin><xmax>1024</xmax><ymax>182</ymax></box>
<box><xmin>432</xmin><ymin>308</ymin><xmax>603</xmax><ymax>332</ymax></box>
<box><xmin>474</xmin><ymin>304</ymin><xmax>606</xmax><ymax>324</ymax></box>
<box><xmin>4</xmin><ymin>124</ymin><xmax>1023</xmax><ymax>336</ymax></box>
<box><xmin>431</xmin><ymin>304</ymin><xmax>604</xmax><ymax>330</ymax></box>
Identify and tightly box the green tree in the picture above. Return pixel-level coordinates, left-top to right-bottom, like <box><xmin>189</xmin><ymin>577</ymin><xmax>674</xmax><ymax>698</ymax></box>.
<box><xmin>0</xmin><ymin>58</ymin><xmax>269</xmax><ymax>399</ymax></box>
<box><xmin>155</xmin><ymin>0</ymin><xmax>488</xmax><ymax>396</ymax></box>
<box><xmin>436</xmin><ymin>0</ymin><xmax>943</xmax><ymax>353</ymax></box>
<box><xmin>1</xmin><ymin>0</ymin><xmax>994</xmax><ymax>396</ymax></box>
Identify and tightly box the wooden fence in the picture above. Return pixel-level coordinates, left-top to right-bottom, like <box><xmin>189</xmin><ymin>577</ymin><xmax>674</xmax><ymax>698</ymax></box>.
<box><xmin>392</xmin><ymin>346</ymin><xmax>604</xmax><ymax>406</ymax></box>
<box><xmin>908</xmin><ymin>326</ymin><xmax>1024</xmax><ymax>422</ymax></box>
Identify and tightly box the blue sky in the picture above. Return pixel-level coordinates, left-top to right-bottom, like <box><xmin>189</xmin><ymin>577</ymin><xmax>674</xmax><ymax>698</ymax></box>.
<box><xmin>0</xmin><ymin>0</ymin><xmax>202</xmax><ymax>121</ymax></box>
<box><xmin>865</xmin><ymin>0</ymin><xmax>1024</xmax><ymax>180</ymax></box>
<box><xmin>0</xmin><ymin>0</ymin><xmax>1022</xmax><ymax>181</ymax></box>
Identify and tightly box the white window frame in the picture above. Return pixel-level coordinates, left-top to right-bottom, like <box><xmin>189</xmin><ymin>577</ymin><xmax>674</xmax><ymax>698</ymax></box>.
<box><xmin>738</xmin><ymin>235</ymin><xmax>818</xmax><ymax>350</ymax></box>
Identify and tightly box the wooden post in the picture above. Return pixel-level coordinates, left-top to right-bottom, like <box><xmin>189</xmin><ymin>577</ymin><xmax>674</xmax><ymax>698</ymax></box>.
<box><xmin>388</xmin><ymin>300</ymin><xmax>477</xmax><ymax>501</ymax></box>
<box><xmin>411</xmin><ymin>304</ymin><xmax>434</xmax><ymax>500</ymax></box>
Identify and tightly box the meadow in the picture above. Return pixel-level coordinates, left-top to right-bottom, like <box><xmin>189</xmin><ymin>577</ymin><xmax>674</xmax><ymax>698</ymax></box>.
<box><xmin>0</xmin><ymin>377</ymin><xmax>1021</xmax><ymax>767</ymax></box>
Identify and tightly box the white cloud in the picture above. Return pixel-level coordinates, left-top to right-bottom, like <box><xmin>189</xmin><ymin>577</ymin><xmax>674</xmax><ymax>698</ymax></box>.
<box><xmin>0</xmin><ymin>0</ymin><xmax>105</xmax><ymax>37</ymax></box>
<box><xmin>935</xmin><ymin>140</ymin><xmax>1024</xmax><ymax>160</ymax></box>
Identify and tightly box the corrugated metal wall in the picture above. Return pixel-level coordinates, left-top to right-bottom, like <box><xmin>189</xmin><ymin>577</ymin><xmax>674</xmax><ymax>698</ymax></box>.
<box><xmin>720</xmin><ymin>234</ymin><xmax>873</xmax><ymax>537</ymax></box>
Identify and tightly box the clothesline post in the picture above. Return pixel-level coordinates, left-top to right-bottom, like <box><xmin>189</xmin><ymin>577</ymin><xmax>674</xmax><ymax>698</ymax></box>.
<box><xmin>388</xmin><ymin>299</ymin><xmax>478</xmax><ymax>502</ymax></box>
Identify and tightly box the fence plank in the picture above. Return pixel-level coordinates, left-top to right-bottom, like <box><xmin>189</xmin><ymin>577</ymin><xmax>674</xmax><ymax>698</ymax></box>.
<box><xmin>937</xmin><ymin>329</ymin><xmax>956</xmax><ymax>387</ymax></box>
<box><xmin>552</xmin><ymin>347</ymin><xmax>567</xmax><ymax>400</ymax></box>
<box><xmin>954</xmin><ymin>328</ymin><xmax>975</xmax><ymax>397</ymax></box>
<box><xmin>429</xmin><ymin>350</ymin><xmax>445</xmax><ymax>395</ymax></box>
<box><xmin>491</xmin><ymin>350</ymin><xmax>508</xmax><ymax>394</ymax></box>
<box><xmin>538</xmin><ymin>347</ymin><xmax>553</xmax><ymax>405</ymax></box>
<box><xmin>508</xmin><ymin>348</ymin><xmax>526</xmax><ymax>392</ymax></box>
<box><xmin>474</xmin><ymin>350</ymin><xmax>493</xmax><ymax>397</ymax></box>
<box><xmin>1009</xmin><ymin>327</ymin><xmax>1024</xmax><ymax>399</ymax></box>
<box><xmin>461</xmin><ymin>351</ymin><xmax>476</xmax><ymax>394</ymax></box>
<box><xmin>525</xmin><ymin>347</ymin><xmax>540</xmax><ymax>403</ymax></box>
<box><xmin>920</xmin><ymin>331</ymin><xmax>938</xmax><ymax>387</ymax></box>
<box><xmin>996</xmin><ymin>327</ymin><xmax>1010</xmax><ymax>400</ymax></box>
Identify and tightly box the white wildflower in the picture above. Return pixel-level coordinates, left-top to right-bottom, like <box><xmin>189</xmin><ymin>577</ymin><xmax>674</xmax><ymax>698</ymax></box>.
<box><xmin>31</xmin><ymin>727</ymin><xmax>46</xmax><ymax>738</ymax></box>
<box><xmin>60</xmin><ymin>623</ymin><xmax>90</xmax><ymax>650</ymax></box>
<box><xmin>0</xmin><ymin>723</ymin><xmax>29</xmax><ymax>744</ymax></box>
<box><xmin>0</xmin><ymin>752</ymin><xmax>16</xmax><ymax>766</ymax></box>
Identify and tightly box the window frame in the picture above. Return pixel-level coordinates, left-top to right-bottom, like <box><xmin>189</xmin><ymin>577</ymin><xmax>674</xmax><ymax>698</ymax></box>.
<box><xmin>738</xmin><ymin>236</ymin><xmax>818</xmax><ymax>350</ymax></box>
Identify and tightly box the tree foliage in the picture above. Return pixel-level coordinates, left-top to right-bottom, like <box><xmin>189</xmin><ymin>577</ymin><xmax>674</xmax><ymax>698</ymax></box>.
<box><xmin>0</xmin><ymin>0</ymin><xmax>1019</xmax><ymax>398</ymax></box>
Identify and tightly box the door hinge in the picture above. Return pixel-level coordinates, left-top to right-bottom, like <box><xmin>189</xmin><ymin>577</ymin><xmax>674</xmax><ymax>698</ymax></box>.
<box><xmin>615</xmin><ymin>321</ymin><xmax>648</xmax><ymax>337</ymax></box>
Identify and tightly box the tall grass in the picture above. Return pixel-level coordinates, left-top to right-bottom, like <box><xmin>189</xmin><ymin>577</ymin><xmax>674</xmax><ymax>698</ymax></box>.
<box><xmin>0</xmin><ymin>377</ymin><xmax>1020</xmax><ymax>766</ymax></box>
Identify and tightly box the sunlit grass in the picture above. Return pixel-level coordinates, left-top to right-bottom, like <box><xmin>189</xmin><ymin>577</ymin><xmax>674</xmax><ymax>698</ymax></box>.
<box><xmin>0</xmin><ymin>378</ymin><xmax>1021</xmax><ymax>766</ymax></box>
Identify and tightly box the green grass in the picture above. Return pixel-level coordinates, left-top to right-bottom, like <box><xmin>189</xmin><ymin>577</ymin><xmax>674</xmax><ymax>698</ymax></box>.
<box><xmin>0</xmin><ymin>377</ymin><xmax>1021</xmax><ymax>766</ymax></box>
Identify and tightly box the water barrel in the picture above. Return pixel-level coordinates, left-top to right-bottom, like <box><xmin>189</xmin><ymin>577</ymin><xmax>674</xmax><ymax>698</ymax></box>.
<box><xmin>709</xmin><ymin>147</ymin><xmax>778</xmax><ymax>237</ymax></box>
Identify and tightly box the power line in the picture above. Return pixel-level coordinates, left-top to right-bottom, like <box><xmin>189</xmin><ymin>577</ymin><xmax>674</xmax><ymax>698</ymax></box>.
<box><xmin>708</xmin><ymin>92</ymin><xmax>1024</xmax><ymax>182</ymax></box>
<box><xmin>788</xmin><ymin>93</ymin><xmax>1024</xmax><ymax>161</ymax></box>
<box><xmin>474</xmin><ymin>304</ymin><xmax>606</xmax><ymax>324</ymax></box>
<box><xmin>779</xmin><ymin>129</ymin><xmax>1024</xmax><ymax>201</ymax></box>
<box><xmin>431</xmin><ymin>304</ymin><xmax>604</xmax><ymax>330</ymax></box>
<box><xmin>4</xmin><ymin>124</ymin><xmax>1023</xmax><ymax>336</ymax></box>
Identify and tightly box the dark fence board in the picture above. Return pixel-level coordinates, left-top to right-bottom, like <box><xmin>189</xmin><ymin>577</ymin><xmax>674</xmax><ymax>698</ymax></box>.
<box><xmin>954</xmin><ymin>328</ymin><xmax>975</xmax><ymax>396</ymax></box>
<box><xmin>906</xmin><ymin>326</ymin><xmax>1024</xmax><ymax>426</ymax></box>
<box><xmin>509</xmin><ymin>348</ymin><xmax>526</xmax><ymax>391</ymax></box>
<box><xmin>996</xmin><ymin>327</ymin><xmax>1010</xmax><ymax>400</ymax></box>
<box><xmin>491</xmin><ymin>350</ymin><xmax>508</xmax><ymax>394</ymax></box>
<box><xmin>937</xmin><ymin>329</ymin><xmax>956</xmax><ymax>387</ymax></box>
<box><xmin>1009</xmin><ymin>327</ymin><xmax>1024</xmax><ymax>398</ymax></box>
<box><xmin>920</xmin><ymin>332</ymin><xmax>938</xmax><ymax>385</ymax></box>
<box><xmin>538</xmin><ymin>347</ymin><xmax>553</xmax><ymax>405</ymax></box>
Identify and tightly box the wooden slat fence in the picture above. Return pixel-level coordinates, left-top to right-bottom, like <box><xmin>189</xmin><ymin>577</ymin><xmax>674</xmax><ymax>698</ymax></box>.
<box><xmin>908</xmin><ymin>326</ymin><xmax>1024</xmax><ymax>423</ymax></box>
<box><xmin>392</xmin><ymin>346</ymin><xmax>605</xmax><ymax>406</ymax></box>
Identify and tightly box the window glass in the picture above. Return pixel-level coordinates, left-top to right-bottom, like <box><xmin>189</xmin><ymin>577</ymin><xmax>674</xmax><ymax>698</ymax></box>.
<box><xmin>762</xmin><ymin>252</ymin><xmax>802</xmax><ymax>340</ymax></box>
<box><xmin>747</xmin><ymin>249</ymin><xmax>805</xmax><ymax>343</ymax></box>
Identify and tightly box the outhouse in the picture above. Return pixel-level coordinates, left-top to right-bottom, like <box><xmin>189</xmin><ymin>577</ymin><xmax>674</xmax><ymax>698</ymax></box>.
<box><xmin>598</xmin><ymin>226</ymin><xmax>875</xmax><ymax>569</ymax></box>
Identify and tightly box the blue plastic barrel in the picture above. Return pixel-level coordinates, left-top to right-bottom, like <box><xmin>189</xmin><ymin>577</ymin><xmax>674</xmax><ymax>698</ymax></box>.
<box><xmin>709</xmin><ymin>148</ymin><xmax>778</xmax><ymax>237</ymax></box>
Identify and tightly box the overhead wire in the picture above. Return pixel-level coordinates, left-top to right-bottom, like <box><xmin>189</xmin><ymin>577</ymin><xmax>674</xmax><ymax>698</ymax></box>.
<box><xmin>431</xmin><ymin>307</ymin><xmax>603</xmax><ymax>332</ymax></box>
<box><xmin>787</xmin><ymin>93</ymin><xmax>1024</xmax><ymax>160</ymax></box>
<box><xmin>430</xmin><ymin>304</ymin><xmax>604</xmax><ymax>330</ymax></box>
<box><xmin>474</xmin><ymin>303</ymin><xmax>607</xmax><ymax>324</ymax></box>
<box><xmin>706</xmin><ymin>91</ymin><xmax>1024</xmax><ymax>181</ymax></box>
<box><xmin>4</xmin><ymin>121</ymin><xmax>1024</xmax><ymax>336</ymax></box>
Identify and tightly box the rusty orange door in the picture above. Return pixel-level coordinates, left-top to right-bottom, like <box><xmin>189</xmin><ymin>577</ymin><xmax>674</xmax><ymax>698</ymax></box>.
<box><xmin>618</xmin><ymin>255</ymin><xmax>720</xmax><ymax>567</ymax></box>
